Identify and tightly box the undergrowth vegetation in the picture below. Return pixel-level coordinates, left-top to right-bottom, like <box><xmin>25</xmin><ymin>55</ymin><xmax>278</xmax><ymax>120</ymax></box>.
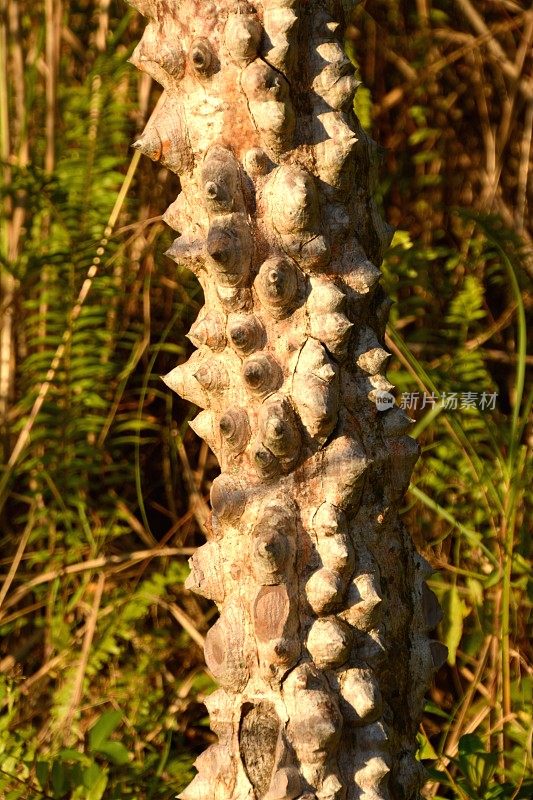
<box><xmin>0</xmin><ymin>1</ymin><xmax>531</xmax><ymax>798</ymax></box>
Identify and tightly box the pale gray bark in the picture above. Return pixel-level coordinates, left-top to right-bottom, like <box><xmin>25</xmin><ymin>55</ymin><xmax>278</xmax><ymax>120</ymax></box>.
<box><xmin>128</xmin><ymin>2</ymin><xmax>446</xmax><ymax>798</ymax></box>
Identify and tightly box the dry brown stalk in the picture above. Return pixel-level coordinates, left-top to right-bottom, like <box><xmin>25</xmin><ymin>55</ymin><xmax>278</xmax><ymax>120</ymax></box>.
<box><xmin>0</xmin><ymin>546</ymin><xmax>193</xmax><ymax>617</ymax></box>
<box><xmin>63</xmin><ymin>572</ymin><xmax>106</xmax><ymax>733</ymax></box>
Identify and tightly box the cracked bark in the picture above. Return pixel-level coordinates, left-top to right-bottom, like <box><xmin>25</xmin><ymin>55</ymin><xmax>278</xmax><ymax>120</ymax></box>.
<box><xmin>127</xmin><ymin>2</ymin><xmax>447</xmax><ymax>799</ymax></box>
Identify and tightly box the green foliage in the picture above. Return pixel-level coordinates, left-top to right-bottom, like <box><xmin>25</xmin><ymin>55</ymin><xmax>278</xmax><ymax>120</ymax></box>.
<box><xmin>354</xmin><ymin>1</ymin><xmax>532</xmax><ymax>792</ymax></box>
<box><xmin>0</xmin><ymin>686</ymin><xmax>197</xmax><ymax>799</ymax></box>
<box><xmin>426</xmin><ymin>733</ymin><xmax>533</xmax><ymax>800</ymax></box>
<box><xmin>383</xmin><ymin>215</ymin><xmax>532</xmax><ymax>796</ymax></box>
<box><xmin>0</xmin><ymin>2</ymin><xmax>205</xmax><ymax>797</ymax></box>
<box><xmin>0</xmin><ymin>2</ymin><xmax>531</xmax><ymax>799</ymax></box>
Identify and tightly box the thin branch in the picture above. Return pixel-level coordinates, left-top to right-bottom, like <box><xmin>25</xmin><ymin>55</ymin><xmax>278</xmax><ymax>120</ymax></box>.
<box><xmin>157</xmin><ymin>597</ymin><xmax>206</xmax><ymax>649</ymax></box>
<box><xmin>0</xmin><ymin>503</ymin><xmax>35</xmax><ymax>608</ymax></box>
<box><xmin>0</xmin><ymin>547</ymin><xmax>193</xmax><ymax>618</ymax></box>
<box><xmin>62</xmin><ymin>573</ymin><xmax>105</xmax><ymax>732</ymax></box>
<box><xmin>453</xmin><ymin>0</ymin><xmax>533</xmax><ymax>91</ymax></box>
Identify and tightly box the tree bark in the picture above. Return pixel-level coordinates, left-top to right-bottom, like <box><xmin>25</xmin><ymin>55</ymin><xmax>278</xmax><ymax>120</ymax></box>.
<box><xmin>128</xmin><ymin>2</ymin><xmax>447</xmax><ymax>799</ymax></box>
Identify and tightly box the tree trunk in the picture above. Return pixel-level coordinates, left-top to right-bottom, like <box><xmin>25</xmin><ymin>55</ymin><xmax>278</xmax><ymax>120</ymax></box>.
<box><xmin>128</xmin><ymin>2</ymin><xmax>447</xmax><ymax>799</ymax></box>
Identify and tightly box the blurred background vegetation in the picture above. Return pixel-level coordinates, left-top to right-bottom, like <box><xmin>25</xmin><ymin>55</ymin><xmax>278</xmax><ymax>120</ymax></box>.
<box><xmin>0</xmin><ymin>0</ymin><xmax>531</xmax><ymax>798</ymax></box>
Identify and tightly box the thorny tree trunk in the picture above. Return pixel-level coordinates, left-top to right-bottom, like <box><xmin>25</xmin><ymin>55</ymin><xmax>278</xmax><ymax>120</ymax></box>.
<box><xmin>128</xmin><ymin>2</ymin><xmax>447</xmax><ymax>799</ymax></box>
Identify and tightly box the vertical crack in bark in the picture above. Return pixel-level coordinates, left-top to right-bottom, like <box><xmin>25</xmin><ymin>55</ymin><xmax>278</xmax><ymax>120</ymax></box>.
<box><xmin>127</xmin><ymin>1</ymin><xmax>447</xmax><ymax>799</ymax></box>
<box><xmin>239</xmin><ymin>702</ymin><xmax>281</xmax><ymax>797</ymax></box>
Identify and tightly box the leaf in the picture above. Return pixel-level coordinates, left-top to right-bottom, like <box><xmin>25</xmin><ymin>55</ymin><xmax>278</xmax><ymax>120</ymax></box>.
<box><xmin>83</xmin><ymin>764</ymin><xmax>101</xmax><ymax>789</ymax></box>
<box><xmin>92</xmin><ymin>740</ymin><xmax>130</xmax><ymax>766</ymax></box>
<box><xmin>485</xmin><ymin>785</ymin><xmax>513</xmax><ymax>799</ymax></box>
<box><xmin>416</xmin><ymin>731</ymin><xmax>438</xmax><ymax>760</ymax></box>
<box><xmin>58</xmin><ymin>749</ymin><xmax>90</xmax><ymax>764</ymax></box>
<box><xmin>353</xmin><ymin>84</ymin><xmax>373</xmax><ymax>132</ymax></box>
<box><xmin>408</xmin><ymin>127</ymin><xmax>439</xmax><ymax>145</ymax></box>
<box><xmin>458</xmin><ymin>734</ymin><xmax>485</xmax><ymax>755</ymax></box>
<box><xmin>88</xmin><ymin>710</ymin><xmax>122</xmax><ymax>751</ymax></box>
<box><xmin>456</xmin><ymin>734</ymin><xmax>498</xmax><ymax>796</ymax></box>
<box><xmin>86</xmin><ymin>771</ymin><xmax>108</xmax><ymax>800</ymax></box>
<box><xmin>35</xmin><ymin>761</ymin><xmax>49</xmax><ymax>789</ymax></box>
<box><xmin>424</xmin><ymin>700</ymin><xmax>451</xmax><ymax>720</ymax></box>
<box><xmin>390</xmin><ymin>229</ymin><xmax>413</xmax><ymax>250</ymax></box>
<box><xmin>51</xmin><ymin>760</ymin><xmax>66</xmax><ymax>796</ymax></box>
<box><xmin>440</xmin><ymin>584</ymin><xmax>469</xmax><ymax>665</ymax></box>
<box><xmin>466</xmin><ymin>578</ymin><xmax>484</xmax><ymax>607</ymax></box>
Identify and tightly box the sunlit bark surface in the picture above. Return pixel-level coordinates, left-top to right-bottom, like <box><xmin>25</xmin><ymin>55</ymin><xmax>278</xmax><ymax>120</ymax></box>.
<box><xmin>128</xmin><ymin>2</ymin><xmax>446</xmax><ymax>798</ymax></box>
